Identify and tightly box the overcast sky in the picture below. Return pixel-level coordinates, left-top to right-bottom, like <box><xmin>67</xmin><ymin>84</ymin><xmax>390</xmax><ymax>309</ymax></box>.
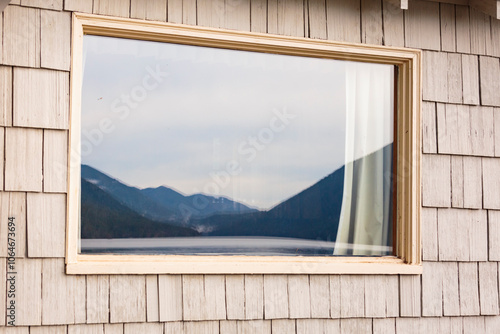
<box><xmin>81</xmin><ymin>35</ymin><xmax>389</xmax><ymax>210</ymax></box>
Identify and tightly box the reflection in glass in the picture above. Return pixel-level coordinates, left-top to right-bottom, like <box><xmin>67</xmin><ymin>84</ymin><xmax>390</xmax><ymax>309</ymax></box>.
<box><xmin>79</xmin><ymin>35</ymin><xmax>395</xmax><ymax>256</ymax></box>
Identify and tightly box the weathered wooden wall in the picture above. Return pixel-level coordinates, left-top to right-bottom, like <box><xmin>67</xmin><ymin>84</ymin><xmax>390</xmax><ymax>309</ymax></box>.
<box><xmin>0</xmin><ymin>0</ymin><xmax>499</xmax><ymax>333</ymax></box>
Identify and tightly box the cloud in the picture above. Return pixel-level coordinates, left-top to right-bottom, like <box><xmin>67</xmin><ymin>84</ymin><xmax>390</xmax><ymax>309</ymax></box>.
<box><xmin>81</xmin><ymin>35</ymin><xmax>391</xmax><ymax>209</ymax></box>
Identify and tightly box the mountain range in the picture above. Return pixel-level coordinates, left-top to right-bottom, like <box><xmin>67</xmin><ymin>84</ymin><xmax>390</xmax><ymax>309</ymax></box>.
<box><xmin>81</xmin><ymin>165</ymin><xmax>261</xmax><ymax>238</ymax></box>
<box><xmin>81</xmin><ymin>178</ymin><xmax>200</xmax><ymax>238</ymax></box>
<box><xmin>194</xmin><ymin>166</ymin><xmax>345</xmax><ymax>241</ymax></box>
<box><xmin>81</xmin><ymin>163</ymin><xmax>345</xmax><ymax>240</ymax></box>
<box><xmin>82</xmin><ymin>143</ymin><xmax>393</xmax><ymax>240</ymax></box>
<box><xmin>81</xmin><ymin>164</ymin><xmax>257</xmax><ymax>223</ymax></box>
<box><xmin>141</xmin><ymin>186</ymin><xmax>258</xmax><ymax>222</ymax></box>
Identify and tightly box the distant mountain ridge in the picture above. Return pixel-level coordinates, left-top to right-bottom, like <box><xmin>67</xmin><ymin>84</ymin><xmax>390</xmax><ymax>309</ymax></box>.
<box><xmin>196</xmin><ymin>165</ymin><xmax>345</xmax><ymax>241</ymax></box>
<box><xmin>81</xmin><ymin>178</ymin><xmax>200</xmax><ymax>238</ymax></box>
<box><xmin>81</xmin><ymin>165</ymin><xmax>258</xmax><ymax>227</ymax></box>
<box><xmin>190</xmin><ymin>144</ymin><xmax>393</xmax><ymax>241</ymax></box>
<box><xmin>81</xmin><ymin>163</ymin><xmax>345</xmax><ymax>240</ymax></box>
<box><xmin>82</xmin><ymin>165</ymin><xmax>178</xmax><ymax>223</ymax></box>
<box><xmin>141</xmin><ymin>186</ymin><xmax>258</xmax><ymax>221</ymax></box>
<box><xmin>81</xmin><ymin>144</ymin><xmax>393</xmax><ymax>242</ymax></box>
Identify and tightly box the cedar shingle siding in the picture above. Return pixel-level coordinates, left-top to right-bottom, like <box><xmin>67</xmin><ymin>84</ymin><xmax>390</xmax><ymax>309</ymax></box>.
<box><xmin>1</xmin><ymin>0</ymin><xmax>500</xmax><ymax>332</ymax></box>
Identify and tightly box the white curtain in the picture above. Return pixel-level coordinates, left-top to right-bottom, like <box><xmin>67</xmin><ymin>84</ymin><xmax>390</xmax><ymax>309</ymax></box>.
<box><xmin>334</xmin><ymin>62</ymin><xmax>394</xmax><ymax>256</ymax></box>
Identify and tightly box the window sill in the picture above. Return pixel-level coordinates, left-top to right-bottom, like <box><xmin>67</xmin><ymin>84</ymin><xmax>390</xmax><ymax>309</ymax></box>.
<box><xmin>66</xmin><ymin>254</ymin><xmax>422</xmax><ymax>275</ymax></box>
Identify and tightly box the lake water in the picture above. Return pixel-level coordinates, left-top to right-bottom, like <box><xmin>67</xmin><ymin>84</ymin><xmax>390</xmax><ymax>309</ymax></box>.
<box><xmin>80</xmin><ymin>237</ymin><xmax>392</xmax><ymax>256</ymax></box>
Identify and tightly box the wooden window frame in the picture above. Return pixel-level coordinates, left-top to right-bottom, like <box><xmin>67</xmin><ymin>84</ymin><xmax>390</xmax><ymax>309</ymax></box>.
<box><xmin>66</xmin><ymin>13</ymin><xmax>422</xmax><ymax>275</ymax></box>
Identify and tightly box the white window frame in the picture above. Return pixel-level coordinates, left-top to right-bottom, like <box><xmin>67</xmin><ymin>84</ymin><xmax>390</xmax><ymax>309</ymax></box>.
<box><xmin>66</xmin><ymin>13</ymin><xmax>422</xmax><ymax>275</ymax></box>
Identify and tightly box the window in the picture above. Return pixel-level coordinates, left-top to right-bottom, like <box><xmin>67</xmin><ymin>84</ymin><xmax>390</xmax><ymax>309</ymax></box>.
<box><xmin>67</xmin><ymin>13</ymin><xmax>422</xmax><ymax>274</ymax></box>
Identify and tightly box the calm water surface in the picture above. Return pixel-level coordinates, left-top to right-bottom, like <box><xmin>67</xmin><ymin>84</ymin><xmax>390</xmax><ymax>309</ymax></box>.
<box><xmin>81</xmin><ymin>237</ymin><xmax>392</xmax><ymax>256</ymax></box>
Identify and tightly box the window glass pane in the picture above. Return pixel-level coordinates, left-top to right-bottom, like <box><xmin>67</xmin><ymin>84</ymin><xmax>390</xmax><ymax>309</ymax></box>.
<box><xmin>79</xmin><ymin>35</ymin><xmax>394</xmax><ymax>256</ymax></box>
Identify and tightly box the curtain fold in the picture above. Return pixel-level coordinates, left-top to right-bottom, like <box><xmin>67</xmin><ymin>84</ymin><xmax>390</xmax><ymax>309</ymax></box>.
<box><xmin>334</xmin><ymin>62</ymin><xmax>394</xmax><ymax>256</ymax></box>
